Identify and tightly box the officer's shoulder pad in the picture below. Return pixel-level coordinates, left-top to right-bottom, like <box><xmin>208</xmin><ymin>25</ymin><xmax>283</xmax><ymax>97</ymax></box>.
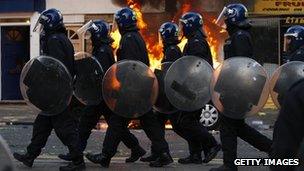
<box><xmin>170</xmin><ymin>46</ymin><xmax>176</xmax><ymax>50</ymax></box>
<box><xmin>297</xmin><ymin>49</ymin><xmax>304</xmax><ymax>54</ymax></box>
<box><xmin>48</xmin><ymin>34</ymin><xmax>61</xmax><ymax>42</ymax></box>
<box><xmin>125</xmin><ymin>32</ymin><xmax>134</xmax><ymax>38</ymax></box>
<box><xmin>99</xmin><ymin>47</ymin><xmax>105</xmax><ymax>53</ymax></box>
<box><xmin>236</xmin><ymin>30</ymin><xmax>249</xmax><ymax>37</ymax></box>
<box><xmin>194</xmin><ymin>39</ymin><xmax>200</xmax><ymax>42</ymax></box>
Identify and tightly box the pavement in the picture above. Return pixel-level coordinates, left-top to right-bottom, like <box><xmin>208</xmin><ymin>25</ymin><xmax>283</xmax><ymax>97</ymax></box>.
<box><xmin>0</xmin><ymin>103</ymin><xmax>277</xmax><ymax>170</ymax></box>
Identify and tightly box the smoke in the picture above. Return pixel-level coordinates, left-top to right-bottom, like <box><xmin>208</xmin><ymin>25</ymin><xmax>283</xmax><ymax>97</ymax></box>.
<box><xmin>111</xmin><ymin>0</ymin><xmax>163</xmax><ymax>9</ymax></box>
<box><xmin>111</xmin><ymin>0</ymin><xmax>203</xmax><ymax>11</ymax></box>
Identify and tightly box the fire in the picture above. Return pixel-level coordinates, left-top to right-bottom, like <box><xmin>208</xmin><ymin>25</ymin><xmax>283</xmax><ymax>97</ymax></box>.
<box><xmin>205</xmin><ymin>27</ymin><xmax>221</xmax><ymax>68</ymax></box>
<box><xmin>127</xmin><ymin>0</ymin><xmax>163</xmax><ymax>71</ymax></box>
<box><xmin>110</xmin><ymin>29</ymin><xmax>121</xmax><ymax>61</ymax></box>
<box><xmin>110</xmin><ymin>0</ymin><xmax>163</xmax><ymax>71</ymax></box>
<box><xmin>127</xmin><ymin>1</ymin><xmax>147</xmax><ymax>30</ymax></box>
<box><xmin>110</xmin><ymin>0</ymin><xmax>225</xmax><ymax>69</ymax></box>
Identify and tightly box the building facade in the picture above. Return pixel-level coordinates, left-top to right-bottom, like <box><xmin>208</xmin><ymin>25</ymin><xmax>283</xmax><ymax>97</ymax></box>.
<box><xmin>0</xmin><ymin>0</ymin><xmax>303</xmax><ymax>101</ymax></box>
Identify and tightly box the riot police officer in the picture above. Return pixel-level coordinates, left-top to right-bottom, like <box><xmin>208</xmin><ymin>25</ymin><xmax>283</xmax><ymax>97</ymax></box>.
<box><xmin>283</xmin><ymin>25</ymin><xmax>304</xmax><ymax>63</ymax></box>
<box><xmin>13</xmin><ymin>9</ymin><xmax>85</xmax><ymax>171</ymax></box>
<box><xmin>173</xmin><ymin>12</ymin><xmax>221</xmax><ymax>165</ymax></box>
<box><xmin>211</xmin><ymin>4</ymin><xmax>272</xmax><ymax>171</ymax></box>
<box><xmin>58</xmin><ymin>20</ymin><xmax>145</xmax><ymax>163</ymax></box>
<box><xmin>270</xmin><ymin>25</ymin><xmax>304</xmax><ymax>171</ymax></box>
<box><xmin>140</xmin><ymin>22</ymin><xmax>182</xmax><ymax>162</ymax></box>
<box><xmin>85</xmin><ymin>8</ymin><xmax>173</xmax><ymax>168</ymax></box>
<box><xmin>159</xmin><ymin>22</ymin><xmax>183</xmax><ymax>63</ymax></box>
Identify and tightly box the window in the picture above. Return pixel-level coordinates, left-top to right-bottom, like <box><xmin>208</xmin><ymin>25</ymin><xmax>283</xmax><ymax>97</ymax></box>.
<box><xmin>66</xmin><ymin>27</ymin><xmax>83</xmax><ymax>52</ymax></box>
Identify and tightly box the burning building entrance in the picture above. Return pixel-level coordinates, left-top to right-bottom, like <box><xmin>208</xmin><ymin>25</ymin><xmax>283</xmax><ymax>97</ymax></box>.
<box><xmin>110</xmin><ymin>0</ymin><xmax>227</xmax><ymax>70</ymax></box>
<box><xmin>97</xmin><ymin>0</ymin><xmax>227</xmax><ymax>130</ymax></box>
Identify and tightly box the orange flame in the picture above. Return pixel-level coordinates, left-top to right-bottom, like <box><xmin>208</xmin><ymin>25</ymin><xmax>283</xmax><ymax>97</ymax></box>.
<box><xmin>110</xmin><ymin>0</ymin><xmax>226</xmax><ymax>69</ymax></box>
<box><xmin>127</xmin><ymin>0</ymin><xmax>162</xmax><ymax>71</ymax></box>
<box><xmin>110</xmin><ymin>30</ymin><xmax>121</xmax><ymax>61</ymax></box>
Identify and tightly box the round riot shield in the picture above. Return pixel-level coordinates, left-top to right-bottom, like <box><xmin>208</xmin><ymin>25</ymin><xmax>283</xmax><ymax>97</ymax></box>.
<box><xmin>102</xmin><ymin>60</ymin><xmax>158</xmax><ymax>118</ymax></box>
<box><xmin>164</xmin><ymin>56</ymin><xmax>213</xmax><ymax>112</ymax></box>
<box><xmin>211</xmin><ymin>57</ymin><xmax>269</xmax><ymax>119</ymax></box>
<box><xmin>20</xmin><ymin>56</ymin><xmax>73</xmax><ymax>116</ymax></box>
<box><xmin>0</xmin><ymin>135</ymin><xmax>16</xmax><ymax>171</ymax></box>
<box><xmin>74</xmin><ymin>52</ymin><xmax>104</xmax><ymax>105</ymax></box>
<box><xmin>270</xmin><ymin>61</ymin><xmax>304</xmax><ymax>108</ymax></box>
<box><xmin>153</xmin><ymin>62</ymin><xmax>178</xmax><ymax>114</ymax></box>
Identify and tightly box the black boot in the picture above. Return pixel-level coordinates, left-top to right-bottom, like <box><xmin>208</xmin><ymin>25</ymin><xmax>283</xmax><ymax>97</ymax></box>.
<box><xmin>149</xmin><ymin>152</ymin><xmax>173</xmax><ymax>167</ymax></box>
<box><xmin>58</xmin><ymin>153</ymin><xmax>72</xmax><ymax>161</ymax></box>
<box><xmin>125</xmin><ymin>146</ymin><xmax>146</xmax><ymax>163</ymax></box>
<box><xmin>203</xmin><ymin>144</ymin><xmax>221</xmax><ymax>163</ymax></box>
<box><xmin>85</xmin><ymin>153</ymin><xmax>111</xmax><ymax>168</ymax></box>
<box><xmin>59</xmin><ymin>162</ymin><xmax>86</xmax><ymax>171</ymax></box>
<box><xmin>210</xmin><ymin>164</ymin><xmax>237</xmax><ymax>171</ymax></box>
<box><xmin>13</xmin><ymin>152</ymin><xmax>35</xmax><ymax>167</ymax></box>
<box><xmin>140</xmin><ymin>153</ymin><xmax>158</xmax><ymax>162</ymax></box>
<box><xmin>178</xmin><ymin>153</ymin><xmax>202</xmax><ymax>164</ymax></box>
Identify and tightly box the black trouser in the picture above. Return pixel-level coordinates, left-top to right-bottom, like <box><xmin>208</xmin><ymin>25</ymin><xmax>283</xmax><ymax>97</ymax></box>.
<box><xmin>155</xmin><ymin>110</ymin><xmax>217</xmax><ymax>155</ymax></box>
<box><xmin>27</xmin><ymin>108</ymin><xmax>83</xmax><ymax>163</ymax></box>
<box><xmin>220</xmin><ymin>115</ymin><xmax>272</xmax><ymax>168</ymax></box>
<box><xmin>102</xmin><ymin>110</ymin><xmax>169</xmax><ymax>157</ymax></box>
<box><xmin>140</xmin><ymin>110</ymin><xmax>169</xmax><ymax>155</ymax></box>
<box><xmin>78</xmin><ymin>101</ymin><xmax>139</xmax><ymax>152</ymax></box>
<box><xmin>172</xmin><ymin>110</ymin><xmax>217</xmax><ymax>155</ymax></box>
<box><xmin>270</xmin><ymin>101</ymin><xmax>304</xmax><ymax>171</ymax></box>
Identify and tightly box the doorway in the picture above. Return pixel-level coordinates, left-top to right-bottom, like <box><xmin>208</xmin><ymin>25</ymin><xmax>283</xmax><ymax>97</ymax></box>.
<box><xmin>1</xmin><ymin>26</ymin><xmax>30</xmax><ymax>100</ymax></box>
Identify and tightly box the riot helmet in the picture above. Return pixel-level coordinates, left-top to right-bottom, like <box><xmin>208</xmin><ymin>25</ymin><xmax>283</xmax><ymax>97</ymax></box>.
<box><xmin>284</xmin><ymin>25</ymin><xmax>304</xmax><ymax>54</ymax></box>
<box><xmin>113</xmin><ymin>7</ymin><xmax>137</xmax><ymax>33</ymax></box>
<box><xmin>159</xmin><ymin>22</ymin><xmax>181</xmax><ymax>46</ymax></box>
<box><xmin>77</xmin><ymin>20</ymin><xmax>112</xmax><ymax>44</ymax></box>
<box><xmin>33</xmin><ymin>8</ymin><xmax>64</xmax><ymax>33</ymax></box>
<box><xmin>179</xmin><ymin>12</ymin><xmax>204</xmax><ymax>38</ymax></box>
<box><xmin>215</xmin><ymin>3</ymin><xmax>249</xmax><ymax>29</ymax></box>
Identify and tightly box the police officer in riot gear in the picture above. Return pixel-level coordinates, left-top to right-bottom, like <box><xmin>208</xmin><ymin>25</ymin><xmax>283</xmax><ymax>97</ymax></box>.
<box><xmin>159</xmin><ymin>22</ymin><xmax>183</xmax><ymax>63</ymax></box>
<box><xmin>58</xmin><ymin>20</ymin><xmax>145</xmax><ymax>162</ymax></box>
<box><xmin>181</xmin><ymin>12</ymin><xmax>213</xmax><ymax>66</ymax></box>
<box><xmin>283</xmin><ymin>25</ymin><xmax>304</xmax><ymax>63</ymax></box>
<box><xmin>270</xmin><ymin>25</ymin><xmax>304</xmax><ymax>171</ymax></box>
<box><xmin>141</xmin><ymin>22</ymin><xmax>182</xmax><ymax>162</ymax></box>
<box><xmin>85</xmin><ymin>7</ymin><xmax>173</xmax><ymax>168</ymax></box>
<box><xmin>211</xmin><ymin>4</ymin><xmax>272</xmax><ymax>171</ymax></box>
<box><xmin>13</xmin><ymin>8</ymin><xmax>85</xmax><ymax>171</ymax></box>
<box><xmin>176</xmin><ymin>12</ymin><xmax>221</xmax><ymax>164</ymax></box>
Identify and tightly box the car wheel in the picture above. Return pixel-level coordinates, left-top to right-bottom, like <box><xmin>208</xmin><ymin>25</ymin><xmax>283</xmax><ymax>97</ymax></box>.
<box><xmin>200</xmin><ymin>104</ymin><xmax>219</xmax><ymax>130</ymax></box>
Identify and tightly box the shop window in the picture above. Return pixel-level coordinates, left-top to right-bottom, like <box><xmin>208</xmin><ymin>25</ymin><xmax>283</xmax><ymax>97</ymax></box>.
<box><xmin>251</xmin><ymin>18</ymin><xmax>279</xmax><ymax>64</ymax></box>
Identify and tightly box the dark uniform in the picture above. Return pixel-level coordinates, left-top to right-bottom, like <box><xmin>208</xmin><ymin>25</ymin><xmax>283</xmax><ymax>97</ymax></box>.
<box><xmin>102</xmin><ymin>30</ymin><xmax>170</xmax><ymax>159</ymax></box>
<box><xmin>151</xmin><ymin>44</ymin><xmax>182</xmax><ymax>153</ymax></box>
<box><xmin>27</xmin><ymin>28</ymin><xmax>83</xmax><ymax>164</ymax></box>
<box><xmin>220</xmin><ymin>25</ymin><xmax>272</xmax><ymax>169</ymax></box>
<box><xmin>183</xmin><ymin>30</ymin><xmax>213</xmax><ymax>66</ymax></box>
<box><xmin>162</xmin><ymin>45</ymin><xmax>182</xmax><ymax>63</ymax></box>
<box><xmin>179</xmin><ymin>30</ymin><xmax>219</xmax><ymax>160</ymax></box>
<box><xmin>285</xmin><ymin>46</ymin><xmax>304</xmax><ymax>63</ymax></box>
<box><xmin>270</xmin><ymin>78</ymin><xmax>304</xmax><ymax>171</ymax></box>
<box><xmin>77</xmin><ymin>40</ymin><xmax>140</xmax><ymax>153</ymax></box>
<box><xmin>270</xmin><ymin>25</ymin><xmax>304</xmax><ymax>170</ymax></box>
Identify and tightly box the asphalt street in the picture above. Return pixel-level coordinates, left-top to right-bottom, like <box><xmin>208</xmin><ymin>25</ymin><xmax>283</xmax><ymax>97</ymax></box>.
<box><xmin>0</xmin><ymin>104</ymin><xmax>276</xmax><ymax>170</ymax></box>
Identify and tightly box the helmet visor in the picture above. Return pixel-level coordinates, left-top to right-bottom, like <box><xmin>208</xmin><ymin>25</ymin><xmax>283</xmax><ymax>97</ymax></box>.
<box><xmin>112</xmin><ymin>13</ymin><xmax>119</xmax><ymax>32</ymax></box>
<box><xmin>178</xmin><ymin>21</ymin><xmax>185</xmax><ymax>38</ymax></box>
<box><xmin>33</xmin><ymin>14</ymin><xmax>48</xmax><ymax>33</ymax></box>
<box><xmin>215</xmin><ymin>7</ymin><xmax>229</xmax><ymax>29</ymax></box>
<box><xmin>76</xmin><ymin>20</ymin><xmax>94</xmax><ymax>39</ymax></box>
<box><xmin>158</xmin><ymin>32</ymin><xmax>164</xmax><ymax>48</ymax></box>
<box><xmin>283</xmin><ymin>33</ymin><xmax>297</xmax><ymax>52</ymax></box>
